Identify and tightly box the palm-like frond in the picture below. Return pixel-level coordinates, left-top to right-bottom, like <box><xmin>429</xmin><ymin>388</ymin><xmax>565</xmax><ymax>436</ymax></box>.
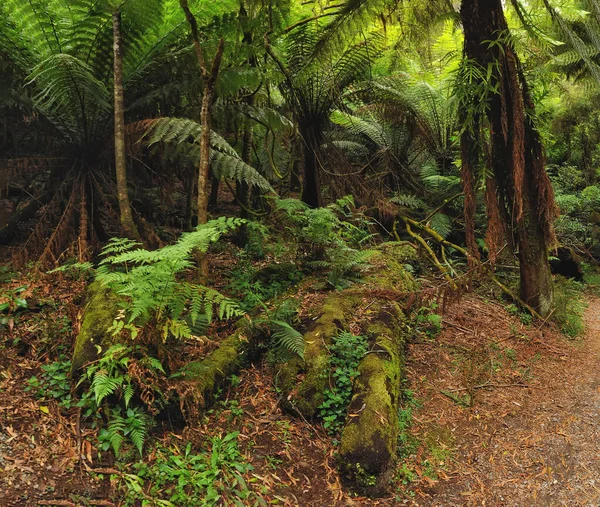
<box><xmin>142</xmin><ymin>117</ymin><xmax>273</xmax><ymax>192</ymax></box>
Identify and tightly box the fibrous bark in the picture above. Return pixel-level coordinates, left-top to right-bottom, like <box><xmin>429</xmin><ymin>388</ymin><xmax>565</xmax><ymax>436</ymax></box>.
<box><xmin>460</xmin><ymin>0</ymin><xmax>558</xmax><ymax>316</ymax></box>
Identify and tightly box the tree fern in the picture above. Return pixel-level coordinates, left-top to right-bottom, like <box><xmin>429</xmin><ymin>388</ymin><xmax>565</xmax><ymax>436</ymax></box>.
<box><xmin>141</xmin><ymin>117</ymin><xmax>273</xmax><ymax>192</ymax></box>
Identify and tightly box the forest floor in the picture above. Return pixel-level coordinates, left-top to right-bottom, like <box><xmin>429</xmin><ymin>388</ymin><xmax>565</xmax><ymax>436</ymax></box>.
<box><xmin>1</xmin><ymin>271</ymin><xmax>600</xmax><ymax>506</ymax></box>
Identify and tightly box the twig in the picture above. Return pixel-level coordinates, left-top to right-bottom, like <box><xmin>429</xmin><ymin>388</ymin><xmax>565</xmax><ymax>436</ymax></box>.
<box><xmin>536</xmin><ymin>308</ymin><xmax>556</xmax><ymax>330</ymax></box>
<box><xmin>446</xmin><ymin>381</ymin><xmax>530</xmax><ymax>392</ymax></box>
<box><xmin>37</xmin><ymin>502</ymin><xmax>76</xmax><ymax>507</ymax></box>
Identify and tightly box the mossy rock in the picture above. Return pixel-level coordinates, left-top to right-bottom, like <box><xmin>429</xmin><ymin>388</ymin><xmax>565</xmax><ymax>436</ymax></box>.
<box><xmin>338</xmin><ymin>302</ymin><xmax>406</xmax><ymax>496</ymax></box>
<box><xmin>71</xmin><ymin>281</ymin><xmax>121</xmax><ymax>375</ymax></box>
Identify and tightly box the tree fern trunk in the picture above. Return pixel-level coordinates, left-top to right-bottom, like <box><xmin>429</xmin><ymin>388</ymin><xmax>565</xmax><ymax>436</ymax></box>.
<box><xmin>113</xmin><ymin>10</ymin><xmax>139</xmax><ymax>240</ymax></box>
<box><xmin>299</xmin><ymin>124</ymin><xmax>323</xmax><ymax>208</ymax></box>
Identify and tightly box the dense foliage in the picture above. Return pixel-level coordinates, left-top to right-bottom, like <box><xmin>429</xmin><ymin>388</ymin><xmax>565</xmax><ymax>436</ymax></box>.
<box><xmin>3</xmin><ymin>0</ymin><xmax>600</xmax><ymax>503</ymax></box>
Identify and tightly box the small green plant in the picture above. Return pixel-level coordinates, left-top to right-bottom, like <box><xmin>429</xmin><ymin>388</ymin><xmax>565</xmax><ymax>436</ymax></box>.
<box><xmin>397</xmin><ymin>388</ymin><xmax>421</xmax><ymax>458</ymax></box>
<box><xmin>275</xmin><ymin>197</ymin><xmax>375</xmax><ymax>289</ymax></box>
<box><xmin>255</xmin><ymin>299</ymin><xmax>305</xmax><ymax>361</ymax></box>
<box><xmin>27</xmin><ymin>359</ymin><xmax>73</xmax><ymax>409</ymax></box>
<box><xmin>553</xmin><ymin>276</ymin><xmax>587</xmax><ymax>337</ymax></box>
<box><xmin>318</xmin><ymin>331</ymin><xmax>368</xmax><ymax>435</ymax></box>
<box><xmin>121</xmin><ymin>433</ymin><xmax>258</xmax><ymax>506</ymax></box>
<box><xmin>226</xmin><ymin>260</ymin><xmax>302</xmax><ymax>313</ymax></box>
<box><xmin>79</xmin><ymin>344</ymin><xmax>164</xmax><ymax>456</ymax></box>
<box><xmin>98</xmin><ymin>406</ymin><xmax>149</xmax><ymax>456</ymax></box>
<box><xmin>414</xmin><ymin>302</ymin><xmax>442</xmax><ymax>339</ymax></box>
<box><xmin>0</xmin><ymin>284</ymin><xmax>28</xmax><ymax>328</ymax></box>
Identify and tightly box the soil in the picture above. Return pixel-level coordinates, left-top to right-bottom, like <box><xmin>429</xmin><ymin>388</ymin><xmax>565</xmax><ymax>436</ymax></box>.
<box><xmin>2</xmin><ymin>274</ymin><xmax>600</xmax><ymax>506</ymax></box>
<box><xmin>398</xmin><ymin>294</ymin><xmax>600</xmax><ymax>506</ymax></box>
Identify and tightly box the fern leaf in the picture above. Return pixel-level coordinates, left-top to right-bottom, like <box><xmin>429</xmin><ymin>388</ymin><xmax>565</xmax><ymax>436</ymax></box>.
<box><xmin>270</xmin><ymin>321</ymin><xmax>305</xmax><ymax>359</ymax></box>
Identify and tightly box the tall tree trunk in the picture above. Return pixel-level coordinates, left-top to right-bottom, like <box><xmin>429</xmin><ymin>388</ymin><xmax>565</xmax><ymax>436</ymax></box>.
<box><xmin>180</xmin><ymin>0</ymin><xmax>224</xmax><ymax>280</ymax></box>
<box><xmin>197</xmin><ymin>86</ymin><xmax>214</xmax><ymax>225</ymax></box>
<box><xmin>179</xmin><ymin>0</ymin><xmax>224</xmax><ymax>227</ymax></box>
<box><xmin>460</xmin><ymin>0</ymin><xmax>558</xmax><ymax>316</ymax></box>
<box><xmin>113</xmin><ymin>10</ymin><xmax>139</xmax><ymax>240</ymax></box>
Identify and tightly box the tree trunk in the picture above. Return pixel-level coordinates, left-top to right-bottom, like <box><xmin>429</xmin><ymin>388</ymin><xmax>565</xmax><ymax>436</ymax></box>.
<box><xmin>197</xmin><ymin>86</ymin><xmax>213</xmax><ymax>225</ymax></box>
<box><xmin>299</xmin><ymin>124</ymin><xmax>323</xmax><ymax>208</ymax></box>
<box><xmin>113</xmin><ymin>11</ymin><xmax>139</xmax><ymax>240</ymax></box>
<box><xmin>460</xmin><ymin>0</ymin><xmax>557</xmax><ymax>316</ymax></box>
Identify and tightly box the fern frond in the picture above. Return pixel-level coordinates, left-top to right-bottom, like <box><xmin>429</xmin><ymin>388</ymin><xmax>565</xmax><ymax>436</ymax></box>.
<box><xmin>125</xmin><ymin>407</ymin><xmax>148</xmax><ymax>456</ymax></box>
<box><xmin>274</xmin><ymin>197</ymin><xmax>310</xmax><ymax>216</ymax></box>
<box><xmin>106</xmin><ymin>412</ymin><xmax>126</xmax><ymax>455</ymax></box>
<box><xmin>428</xmin><ymin>213</ymin><xmax>453</xmax><ymax>239</ymax></box>
<box><xmin>270</xmin><ymin>320</ymin><xmax>305</xmax><ymax>359</ymax></box>
<box><xmin>92</xmin><ymin>370</ymin><xmax>124</xmax><ymax>405</ymax></box>
<box><xmin>390</xmin><ymin>194</ymin><xmax>426</xmax><ymax>209</ymax></box>
<box><xmin>142</xmin><ymin>117</ymin><xmax>272</xmax><ymax>190</ymax></box>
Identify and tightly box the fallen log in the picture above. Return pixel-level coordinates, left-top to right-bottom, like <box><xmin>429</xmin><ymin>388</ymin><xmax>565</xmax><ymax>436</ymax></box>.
<box><xmin>338</xmin><ymin>300</ymin><xmax>406</xmax><ymax>495</ymax></box>
<box><xmin>275</xmin><ymin>243</ymin><xmax>416</xmax><ymax>420</ymax></box>
<box><xmin>170</xmin><ymin>322</ymin><xmax>258</xmax><ymax>421</ymax></box>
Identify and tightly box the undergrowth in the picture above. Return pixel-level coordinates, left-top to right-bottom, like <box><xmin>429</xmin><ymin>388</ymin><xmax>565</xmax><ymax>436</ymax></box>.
<box><xmin>553</xmin><ymin>275</ymin><xmax>587</xmax><ymax>337</ymax></box>
<box><xmin>118</xmin><ymin>433</ymin><xmax>263</xmax><ymax>506</ymax></box>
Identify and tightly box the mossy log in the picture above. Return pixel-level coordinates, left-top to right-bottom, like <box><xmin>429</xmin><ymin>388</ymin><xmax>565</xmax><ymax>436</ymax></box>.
<box><xmin>275</xmin><ymin>242</ymin><xmax>416</xmax><ymax>420</ymax></box>
<box><xmin>276</xmin><ymin>294</ymin><xmax>359</xmax><ymax>417</ymax></box>
<box><xmin>170</xmin><ymin>324</ymin><xmax>255</xmax><ymax>421</ymax></box>
<box><xmin>338</xmin><ymin>301</ymin><xmax>406</xmax><ymax>496</ymax></box>
<box><xmin>71</xmin><ymin>281</ymin><xmax>121</xmax><ymax>375</ymax></box>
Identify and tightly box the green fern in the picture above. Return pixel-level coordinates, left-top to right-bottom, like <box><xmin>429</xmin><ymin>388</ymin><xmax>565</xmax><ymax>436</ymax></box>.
<box><xmin>91</xmin><ymin>218</ymin><xmax>245</xmax><ymax>340</ymax></box>
<box><xmin>124</xmin><ymin>407</ymin><xmax>148</xmax><ymax>456</ymax></box>
<box><xmin>270</xmin><ymin>320</ymin><xmax>305</xmax><ymax>360</ymax></box>
<box><xmin>142</xmin><ymin>117</ymin><xmax>273</xmax><ymax>192</ymax></box>
<box><xmin>104</xmin><ymin>410</ymin><xmax>126</xmax><ymax>455</ymax></box>
<box><xmin>390</xmin><ymin>194</ymin><xmax>427</xmax><ymax>209</ymax></box>
<box><xmin>428</xmin><ymin>213</ymin><xmax>453</xmax><ymax>239</ymax></box>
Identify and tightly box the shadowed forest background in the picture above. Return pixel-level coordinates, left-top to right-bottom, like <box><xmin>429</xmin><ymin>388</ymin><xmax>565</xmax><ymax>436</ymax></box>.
<box><xmin>2</xmin><ymin>0</ymin><xmax>600</xmax><ymax>505</ymax></box>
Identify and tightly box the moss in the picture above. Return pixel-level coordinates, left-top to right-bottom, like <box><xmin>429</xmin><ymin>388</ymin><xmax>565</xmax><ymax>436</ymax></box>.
<box><xmin>178</xmin><ymin>331</ymin><xmax>246</xmax><ymax>406</ymax></box>
<box><xmin>277</xmin><ymin>293</ymin><xmax>359</xmax><ymax>418</ymax></box>
<box><xmin>71</xmin><ymin>281</ymin><xmax>121</xmax><ymax>375</ymax></box>
<box><xmin>338</xmin><ymin>302</ymin><xmax>405</xmax><ymax>496</ymax></box>
<box><xmin>173</xmin><ymin>328</ymin><xmax>253</xmax><ymax>420</ymax></box>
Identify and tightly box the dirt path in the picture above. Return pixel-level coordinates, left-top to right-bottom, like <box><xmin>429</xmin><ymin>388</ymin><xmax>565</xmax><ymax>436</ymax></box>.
<box><xmin>404</xmin><ymin>296</ymin><xmax>600</xmax><ymax>506</ymax></box>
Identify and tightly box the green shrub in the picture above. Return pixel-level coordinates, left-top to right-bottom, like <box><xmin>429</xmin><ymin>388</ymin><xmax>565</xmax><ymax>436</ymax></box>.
<box><xmin>121</xmin><ymin>433</ymin><xmax>257</xmax><ymax>506</ymax></box>
<box><xmin>26</xmin><ymin>359</ymin><xmax>73</xmax><ymax>409</ymax></box>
